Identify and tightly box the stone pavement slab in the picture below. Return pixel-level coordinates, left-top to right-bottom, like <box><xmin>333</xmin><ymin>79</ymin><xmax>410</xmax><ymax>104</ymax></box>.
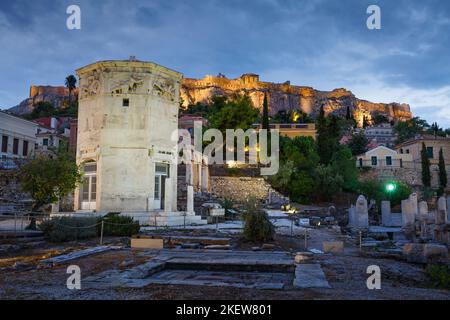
<box><xmin>293</xmin><ymin>264</ymin><xmax>331</xmax><ymax>289</ymax></box>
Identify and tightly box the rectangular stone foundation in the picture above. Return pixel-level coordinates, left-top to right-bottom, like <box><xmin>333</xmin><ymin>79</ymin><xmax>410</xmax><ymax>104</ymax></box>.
<box><xmin>121</xmin><ymin>211</ymin><xmax>207</xmax><ymax>227</ymax></box>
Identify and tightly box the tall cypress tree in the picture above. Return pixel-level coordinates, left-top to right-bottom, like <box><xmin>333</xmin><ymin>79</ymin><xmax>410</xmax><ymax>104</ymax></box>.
<box><xmin>362</xmin><ymin>116</ymin><xmax>369</xmax><ymax>128</ymax></box>
<box><xmin>316</xmin><ymin>107</ymin><xmax>340</xmax><ymax>165</ymax></box>
<box><xmin>438</xmin><ymin>147</ymin><xmax>447</xmax><ymax>189</ymax></box>
<box><xmin>262</xmin><ymin>93</ymin><xmax>270</xmax><ymax>130</ymax></box>
<box><xmin>317</xmin><ymin>105</ymin><xmax>328</xmax><ymax>165</ymax></box>
<box><xmin>421</xmin><ymin>142</ymin><xmax>431</xmax><ymax>187</ymax></box>
<box><xmin>346</xmin><ymin>105</ymin><xmax>351</xmax><ymax>120</ymax></box>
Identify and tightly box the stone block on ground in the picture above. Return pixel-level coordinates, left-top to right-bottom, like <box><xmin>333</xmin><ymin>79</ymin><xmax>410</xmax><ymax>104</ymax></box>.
<box><xmin>322</xmin><ymin>241</ymin><xmax>344</xmax><ymax>254</ymax></box>
<box><xmin>204</xmin><ymin>245</ymin><xmax>231</xmax><ymax>250</ymax></box>
<box><xmin>131</xmin><ymin>238</ymin><xmax>164</xmax><ymax>249</ymax></box>
<box><xmin>403</xmin><ymin>243</ymin><xmax>425</xmax><ymax>263</ymax></box>
<box><xmin>423</xmin><ymin>244</ymin><xmax>448</xmax><ymax>263</ymax></box>
<box><xmin>294</xmin><ymin>253</ymin><xmax>312</xmax><ymax>264</ymax></box>
<box><xmin>262</xmin><ymin>243</ymin><xmax>276</xmax><ymax>250</ymax></box>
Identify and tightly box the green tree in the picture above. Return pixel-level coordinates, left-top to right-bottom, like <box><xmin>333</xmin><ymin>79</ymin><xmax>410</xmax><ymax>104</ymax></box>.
<box><xmin>65</xmin><ymin>75</ymin><xmax>77</xmax><ymax>104</ymax></box>
<box><xmin>262</xmin><ymin>93</ymin><xmax>269</xmax><ymax>130</ymax></box>
<box><xmin>438</xmin><ymin>147</ymin><xmax>447</xmax><ymax>190</ymax></box>
<box><xmin>345</xmin><ymin>105</ymin><xmax>352</xmax><ymax>120</ymax></box>
<box><xmin>394</xmin><ymin>117</ymin><xmax>430</xmax><ymax>144</ymax></box>
<box><xmin>362</xmin><ymin>116</ymin><xmax>370</xmax><ymax>128</ymax></box>
<box><xmin>316</xmin><ymin>108</ymin><xmax>340</xmax><ymax>165</ymax></box>
<box><xmin>272</xmin><ymin>109</ymin><xmax>313</xmax><ymax>123</ymax></box>
<box><xmin>357</xmin><ymin>179</ymin><xmax>412</xmax><ymax>208</ymax></box>
<box><xmin>421</xmin><ymin>142</ymin><xmax>431</xmax><ymax>187</ymax></box>
<box><xmin>428</xmin><ymin>122</ymin><xmax>446</xmax><ymax>137</ymax></box>
<box><xmin>209</xmin><ymin>95</ymin><xmax>259</xmax><ymax>132</ymax></box>
<box><xmin>25</xmin><ymin>101</ymin><xmax>57</xmax><ymax>120</ymax></box>
<box><xmin>18</xmin><ymin>151</ymin><xmax>82</xmax><ymax>229</ymax></box>
<box><xmin>348</xmin><ymin>132</ymin><xmax>369</xmax><ymax>156</ymax></box>
<box><xmin>270</xmin><ymin>136</ymin><xmax>319</xmax><ymax>203</ymax></box>
<box><xmin>242</xmin><ymin>198</ymin><xmax>274</xmax><ymax>242</ymax></box>
<box><xmin>373</xmin><ymin>114</ymin><xmax>389</xmax><ymax>125</ymax></box>
<box><xmin>330</xmin><ymin>145</ymin><xmax>358</xmax><ymax>191</ymax></box>
<box><xmin>314</xmin><ymin>165</ymin><xmax>343</xmax><ymax>202</ymax></box>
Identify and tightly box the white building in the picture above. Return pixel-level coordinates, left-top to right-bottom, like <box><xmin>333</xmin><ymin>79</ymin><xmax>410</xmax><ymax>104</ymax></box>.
<box><xmin>74</xmin><ymin>59</ymin><xmax>206</xmax><ymax>226</ymax></box>
<box><xmin>365</xmin><ymin>124</ymin><xmax>396</xmax><ymax>147</ymax></box>
<box><xmin>0</xmin><ymin>111</ymin><xmax>37</xmax><ymax>162</ymax></box>
<box><xmin>356</xmin><ymin>146</ymin><xmax>413</xmax><ymax>168</ymax></box>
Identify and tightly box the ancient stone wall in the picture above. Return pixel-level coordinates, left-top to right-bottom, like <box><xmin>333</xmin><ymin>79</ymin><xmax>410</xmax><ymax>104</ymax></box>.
<box><xmin>359</xmin><ymin>166</ymin><xmax>446</xmax><ymax>190</ymax></box>
<box><xmin>210</xmin><ymin>176</ymin><xmax>273</xmax><ymax>202</ymax></box>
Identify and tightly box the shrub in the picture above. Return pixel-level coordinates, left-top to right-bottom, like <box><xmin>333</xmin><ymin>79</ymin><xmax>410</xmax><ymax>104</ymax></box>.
<box><xmin>100</xmin><ymin>214</ymin><xmax>140</xmax><ymax>237</ymax></box>
<box><xmin>426</xmin><ymin>264</ymin><xmax>450</xmax><ymax>289</ymax></box>
<box><xmin>242</xmin><ymin>198</ymin><xmax>274</xmax><ymax>242</ymax></box>
<box><xmin>219</xmin><ymin>198</ymin><xmax>235</xmax><ymax>217</ymax></box>
<box><xmin>357</xmin><ymin>179</ymin><xmax>412</xmax><ymax>208</ymax></box>
<box><xmin>39</xmin><ymin>217</ymin><xmax>99</xmax><ymax>242</ymax></box>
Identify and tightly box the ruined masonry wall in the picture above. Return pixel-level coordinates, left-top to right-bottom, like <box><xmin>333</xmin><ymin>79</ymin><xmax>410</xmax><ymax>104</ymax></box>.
<box><xmin>210</xmin><ymin>176</ymin><xmax>278</xmax><ymax>202</ymax></box>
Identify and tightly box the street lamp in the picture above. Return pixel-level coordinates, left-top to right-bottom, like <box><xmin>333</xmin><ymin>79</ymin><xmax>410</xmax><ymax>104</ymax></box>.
<box><xmin>386</xmin><ymin>182</ymin><xmax>396</xmax><ymax>202</ymax></box>
<box><xmin>386</xmin><ymin>183</ymin><xmax>396</xmax><ymax>192</ymax></box>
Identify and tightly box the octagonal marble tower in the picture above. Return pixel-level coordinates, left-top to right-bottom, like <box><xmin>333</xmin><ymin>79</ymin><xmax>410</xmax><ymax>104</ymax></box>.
<box><xmin>74</xmin><ymin>59</ymin><xmax>183</xmax><ymax>222</ymax></box>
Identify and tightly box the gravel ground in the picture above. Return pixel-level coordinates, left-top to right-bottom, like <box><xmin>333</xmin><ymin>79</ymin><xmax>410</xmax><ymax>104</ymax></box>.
<box><xmin>0</xmin><ymin>227</ymin><xmax>449</xmax><ymax>300</ymax></box>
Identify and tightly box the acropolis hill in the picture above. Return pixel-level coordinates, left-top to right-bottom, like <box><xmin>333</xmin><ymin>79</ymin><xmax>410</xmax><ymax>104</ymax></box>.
<box><xmin>181</xmin><ymin>74</ymin><xmax>412</xmax><ymax>126</ymax></box>
<box><xmin>8</xmin><ymin>74</ymin><xmax>412</xmax><ymax>126</ymax></box>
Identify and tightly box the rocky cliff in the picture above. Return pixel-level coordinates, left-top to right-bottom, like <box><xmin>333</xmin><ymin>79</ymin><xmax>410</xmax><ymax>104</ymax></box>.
<box><xmin>9</xmin><ymin>76</ymin><xmax>412</xmax><ymax>127</ymax></box>
<box><xmin>8</xmin><ymin>85</ymin><xmax>78</xmax><ymax>115</ymax></box>
<box><xmin>181</xmin><ymin>74</ymin><xmax>412</xmax><ymax>126</ymax></box>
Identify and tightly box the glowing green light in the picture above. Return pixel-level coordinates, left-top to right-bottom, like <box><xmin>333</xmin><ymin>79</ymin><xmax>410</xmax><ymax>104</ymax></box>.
<box><xmin>386</xmin><ymin>183</ymin><xmax>396</xmax><ymax>192</ymax></box>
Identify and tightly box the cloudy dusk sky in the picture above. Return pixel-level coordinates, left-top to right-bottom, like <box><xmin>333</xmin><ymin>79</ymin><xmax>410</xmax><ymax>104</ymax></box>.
<box><xmin>1</xmin><ymin>0</ymin><xmax>450</xmax><ymax>126</ymax></box>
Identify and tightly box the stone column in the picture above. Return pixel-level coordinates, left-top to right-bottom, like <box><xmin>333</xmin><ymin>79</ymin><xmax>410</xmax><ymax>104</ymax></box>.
<box><xmin>381</xmin><ymin>201</ymin><xmax>391</xmax><ymax>227</ymax></box>
<box><xmin>409</xmin><ymin>193</ymin><xmax>419</xmax><ymax>219</ymax></box>
<box><xmin>348</xmin><ymin>205</ymin><xmax>356</xmax><ymax>227</ymax></box>
<box><xmin>197</xmin><ymin>164</ymin><xmax>202</xmax><ymax>191</ymax></box>
<box><xmin>186</xmin><ymin>162</ymin><xmax>194</xmax><ymax>186</ymax></box>
<box><xmin>402</xmin><ymin>198</ymin><xmax>416</xmax><ymax>241</ymax></box>
<box><xmin>164</xmin><ymin>178</ymin><xmax>173</xmax><ymax>212</ymax></box>
<box><xmin>356</xmin><ymin>195</ymin><xmax>369</xmax><ymax>228</ymax></box>
<box><xmin>436</xmin><ymin>196</ymin><xmax>447</xmax><ymax>225</ymax></box>
<box><xmin>51</xmin><ymin>201</ymin><xmax>60</xmax><ymax>214</ymax></box>
<box><xmin>418</xmin><ymin>201</ymin><xmax>428</xmax><ymax>221</ymax></box>
<box><xmin>187</xmin><ymin>185</ymin><xmax>194</xmax><ymax>214</ymax></box>
<box><xmin>201</xmin><ymin>166</ymin><xmax>209</xmax><ymax>192</ymax></box>
<box><xmin>401</xmin><ymin>199</ymin><xmax>415</xmax><ymax>227</ymax></box>
<box><xmin>349</xmin><ymin>195</ymin><xmax>368</xmax><ymax>228</ymax></box>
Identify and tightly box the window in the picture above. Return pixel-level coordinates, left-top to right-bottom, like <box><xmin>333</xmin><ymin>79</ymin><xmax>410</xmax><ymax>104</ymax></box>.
<box><xmin>400</xmin><ymin>149</ymin><xmax>404</xmax><ymax>154</ymax></box>
<box><xmin>43</xmin><ymin>138</ymin><xmax>49</xmax><ymax>146</ymax></box>
<box><xmin>22</xmin><ymin>141</ymin><xmax>29</xmax><ymax>156</ymax></box>
<box><xmin>371</xmin><ymin>156</ymin><xmax>378</xmax><ymax>166</ymax></box>
<box><xmin>156</xmin><ymin>163</ymin><xmax>169</xmax><ymax>177</ymax></box>
<box><xmin>122</xmin><ymin>98</ymin><xmax>129</xmax><ymax>107</ymax></box>
<box><xmin>406</xmin><ymin>149</ymin><xmax>410</xmax><ymax>154</ymax></box>
<box><xmin>83</xmin><ymin>162</ymin><xmax>97</xmax><ymax>173</ymax></box>
<box><xmin>426</xmin><ymin>147</ymin><xmax>434</xmax><ymax>159</ymax></box>
<box><xmin>386</xmin><ymin>156</ymin><xmax>392</xmax><ymax>166</ymax></box>
<box><xmin>13</xmin><ymin>138</ymin><xmax>19</xmax><ymax>155</ymax></box>
<box><xmin>1</xmin><ymin>135</ymin><xmax>7</xmax><ymax>153</ymax></box>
